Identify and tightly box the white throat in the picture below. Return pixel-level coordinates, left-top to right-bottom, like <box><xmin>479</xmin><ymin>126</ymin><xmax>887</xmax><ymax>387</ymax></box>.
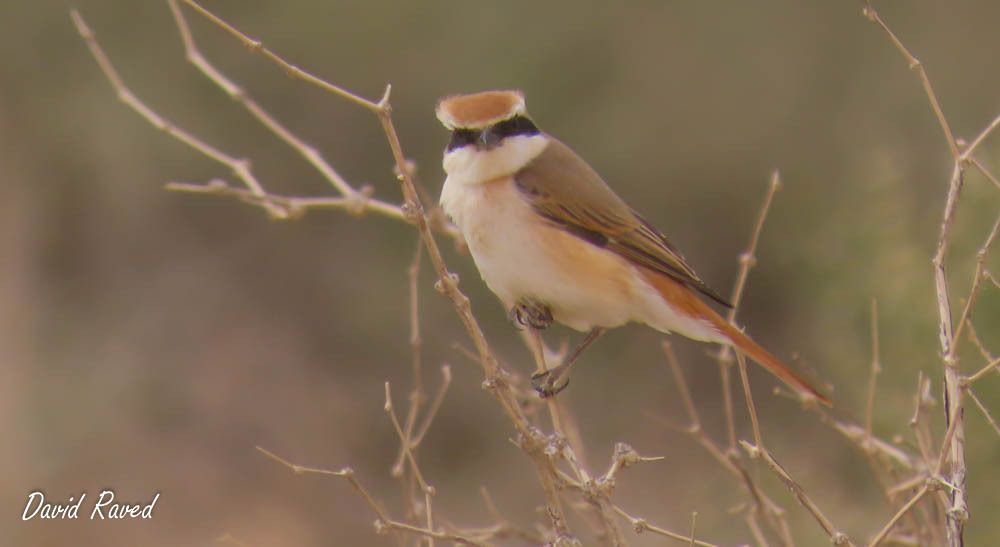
<box><xmin>441</xmin><ymin>134</ymin><xmax>549</xmax><ymax>186</ymax></box>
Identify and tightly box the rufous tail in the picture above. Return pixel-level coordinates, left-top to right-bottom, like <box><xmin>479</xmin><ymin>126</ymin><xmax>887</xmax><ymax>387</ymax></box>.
<box><xmin>713</xmin><ymin>318</ymin><xmax>831</xmax><ymax>407</ymax></box>
<box><xmin>642</xmin><ymin>271</ymin><xmax>831</xmax><ymax>407</ymax></box>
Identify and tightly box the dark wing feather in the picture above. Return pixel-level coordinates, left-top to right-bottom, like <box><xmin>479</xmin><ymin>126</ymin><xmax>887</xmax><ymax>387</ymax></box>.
<box><xmin>515</xmin><ymin>138</ymin><xmax>732</xmax><ymax>308</ymax></box>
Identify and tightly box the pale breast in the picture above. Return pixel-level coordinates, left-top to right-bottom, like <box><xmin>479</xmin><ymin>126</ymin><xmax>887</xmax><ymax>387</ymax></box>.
<box><xmin>441</xmin><ymin>175</ymin><xmax>645</xmax><ymax>331</ymax></box>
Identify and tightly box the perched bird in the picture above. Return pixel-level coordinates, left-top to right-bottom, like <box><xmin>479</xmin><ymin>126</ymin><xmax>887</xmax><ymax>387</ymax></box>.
<box><xmin>436</xmin><ymin>90</ymin><xmax>828</xmax><ymax>406</ymax></box>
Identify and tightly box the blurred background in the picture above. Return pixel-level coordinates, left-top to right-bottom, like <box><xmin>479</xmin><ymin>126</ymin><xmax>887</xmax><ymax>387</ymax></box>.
<box><xmin>4</xmin><ymin>0</ymin><xmax>1000</xmax><ymax>545</ymax></box>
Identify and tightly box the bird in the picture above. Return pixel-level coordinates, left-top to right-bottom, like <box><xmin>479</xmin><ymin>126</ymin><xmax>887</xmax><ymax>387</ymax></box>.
<box><xmin>435</xmin><ymin>89</ymin><xmax>829</xmax><ymax>406</ymax></box>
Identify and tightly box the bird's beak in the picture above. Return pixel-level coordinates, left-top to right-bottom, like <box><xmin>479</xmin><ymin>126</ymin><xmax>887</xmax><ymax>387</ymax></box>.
<box><xmin>478</xmin><ymin>127</ymin><xmax>500</xmax><ymax>150</ymax></box>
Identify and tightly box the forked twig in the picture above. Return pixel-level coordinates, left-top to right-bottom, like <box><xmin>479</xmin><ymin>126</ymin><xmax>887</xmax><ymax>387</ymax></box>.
<box><xmin>167</xmin><ymin>0</ymin><xmax>352</xmax><ymax>199</ymax></box>
<box><xmin>861</xmin><ymin>2</ymin><xmax>959</xmax><ymax>159</ymax></box>
<box><xmin>385</xmin><ymin>383</ymin><xmax>436</xmax><ymax>544</ymax></box>
<box><xmin>70</xmin><ymin>9</ymin><xmax>285</xmax><ymax>219</ymax></box>
<box><xmin>256</xmin><ymin>447</ymin><xmax>487</xmax><ymax>546</ymax></box>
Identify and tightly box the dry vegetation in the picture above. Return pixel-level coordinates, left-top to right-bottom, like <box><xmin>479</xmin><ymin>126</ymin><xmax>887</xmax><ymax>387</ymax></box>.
<box><xmin>71</xmin><ymin>1</ymin><xmax>1000</xmax><ymax>545</ymax></box>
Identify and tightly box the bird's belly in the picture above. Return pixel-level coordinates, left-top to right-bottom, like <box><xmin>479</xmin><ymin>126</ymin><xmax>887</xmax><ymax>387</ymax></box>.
<box><xmin>441</xmin><ymin>176</ymin><xmax>644</xmax><ymax>331</ymax></box>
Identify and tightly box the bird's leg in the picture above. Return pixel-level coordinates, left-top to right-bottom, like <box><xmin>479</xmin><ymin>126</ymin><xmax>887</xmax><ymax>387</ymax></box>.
<box><xmin>511</xmin><ymin>299</ymin><xmax>555</xmax><ymax>380</ymax></box>
<box><xmin>508</xmin><ymin>298</ymin><xmax>554</xmax><ymax>330</ymax></box>
<box><xmin>532</xmin><ymin>327</ymin><xmax>606</xmax><ymax>398</ymax></box>
<box><xmin>525</xmin><ymin>327</ymin><xmax>550</xmax><ymax>380</ymax></box>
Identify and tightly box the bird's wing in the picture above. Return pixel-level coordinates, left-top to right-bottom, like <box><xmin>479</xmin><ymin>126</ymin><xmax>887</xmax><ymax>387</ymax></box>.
<box><xmin>514</xmin><ymin>138</ymin><xmax>731</xmax><ymax>308</ymax></box>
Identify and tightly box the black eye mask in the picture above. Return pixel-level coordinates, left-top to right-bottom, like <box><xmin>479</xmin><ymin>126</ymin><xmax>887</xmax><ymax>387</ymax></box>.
<box><xmin>446</xmin><ymin>115</ymin><xmax>540</xmax><ymax>152</ymax></box>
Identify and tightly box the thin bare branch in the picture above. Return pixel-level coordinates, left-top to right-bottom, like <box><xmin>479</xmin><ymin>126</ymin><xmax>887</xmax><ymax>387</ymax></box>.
<box><xmin>987</xmin><ymin>271</ymin><xmax>1000</xmax><ymax>290</ymax></box>
<box><xmin>725</xmin><ymin>170</ymin><xmax>782</xmax><ymax>323</ymax></box>
<box><xmin>412</xmin><ymin>365</ymin><xmax>453</xmax><ymax>446</ymax></box>
<box><xmin>179</xmin><ymin>0</ymin><xmax>380</xmax><ymax>112</ymax></box>
<box><xmin>612</xmin><ymin>506</ymin><xmax>719</xmax><ymax>547</ymax></box>
<box><xmin>868</xmin><ymin>486</ymin><xmax>929</xmax><ymax>547</ymax></box>
<box><xmin>168</xmin><ymin>0</ymin><xmax>354</xmax><ymax>198</ymax></box>
<box><xmin>165</xmin><ymin>179</ymin><xmax>405</xmax><ymax>220</ymax></box>
<box><xmin>961</xmin><ymin>110</ymin><xmax>1000</xmax><ymax>158</ymax></box>
<box><xmin>385</xmin><ymin>383</ymin><xmax>437</xmax><ymax>546</ymax></box>
<box><xmin>254</xmin><ymin>447</ymin><xmax>490</xmax><ymax>545</ymax></box>
<box><xmin>473</xmin><ymin>487</ymin><xmax>547</xmax><ymax>544</ymax></box>
<box><xmin>688</xmin><ymin>512</ymin><xmax>698</xmax><ymax>547</ymax></box>
<box><xmin>408</xmin><ymin>239</ymin><xmax>425</xmax><ymax>396</ymax></box>
<box><xmin>745</xmin><ymin>513</ymin><xmax>770</xmax><ymax>547</ymax></box>
<box><xmin>908</xmin><ymin>373</ymin><xmax>937</xmax><ymax>475</ymax></box>
<box><xmin>385</xmin><ymin>383</ymin><xmax>433</xmax><ymax>496</ymax></box>
<box><xmin>662</xmin><ymin>341</ymin><xmax>700</xmax><ymax>431</ymax></box>
<box><xmin>886</xmin><ymin>475</ymin><xmax>929</xmax><ymax>499</ymax></box>
<box><xmin>735</xmin><ymin>352</ymin><xmax>764</xmax><ymax>450</ymax></box>
<box><xmin>866</xmin><ymin>299</ymin><xmax>882</xmax><ymax>448</ymax></box>
<box><xmin>951</xmin><ymin>213</ymin><xmax>1000</xmax><ymax>344</ymax></box>
<box><xmin>861</xmin><ymin>2</ymin><xmax>959</xmax><ymax>158</ymax></box>
<box><xmin>740</xmin><ymin>441</ymin><xmax>853</xmax><ymax>545</ymax></box>
<box><xmin>716</xmin><ymin>171</ymin><xmax>782</xmax><ymax>451</ymax></box>
<box><xmin>391</xmin><ymin>239</ymin><xmax>427</xmax><ymax>485</ymax></box>
<box><xmin>965</xmin><ymin>320</ymin><xmax>996</xmax><ymax>364</ymax></box>
<box><xmin>70</xmin><ymin>9</ymin><xmax>286</xmax><ymax>218</ymax></box>
<box><xmin>963</xmin><ymin>355</ymin><xmax>1000</xmax><ymax>386</ymax></box>
<box><xmin>969</xmin><ymin>156</ymin><xmax>1000</xmax><ymax>192</ymax></box>
<box><xmin>736</xmin><ymin>464</ymin><xmax>795</xmax><ymax>546</ymax></box>
<box><xmin>650</xmin><ymin>412</ymin><xmax>741</xmax><ymax>477</ymax></box>
<box><xmin>967</xmin><ymin>388</ymin><xmax>1000</xmax><ymax>439</ymax></box>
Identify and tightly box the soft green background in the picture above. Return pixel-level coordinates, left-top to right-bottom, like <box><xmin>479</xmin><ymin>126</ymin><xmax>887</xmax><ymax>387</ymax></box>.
<box><xmin>5</xmin><ymin>1</ymin><xmax>1000</xmax><ymax>545</ymax></box>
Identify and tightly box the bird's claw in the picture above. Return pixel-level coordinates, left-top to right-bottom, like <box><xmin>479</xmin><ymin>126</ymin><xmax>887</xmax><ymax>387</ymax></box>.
<box><xmin>509</xmin><ymin>299</ymin><xmax>554</xmax><ymax>330</ymax></box>
<box><xmin>531</xmin><ymin>367</ymin><xmax>569</xmax><ymax>398</ymax></box>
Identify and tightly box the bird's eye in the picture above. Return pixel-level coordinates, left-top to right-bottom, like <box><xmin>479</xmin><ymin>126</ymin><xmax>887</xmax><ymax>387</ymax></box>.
<box><xmin>447</xmin><ymin>129</ymin><xmax>479</xmax><ymax>151</ymax></box>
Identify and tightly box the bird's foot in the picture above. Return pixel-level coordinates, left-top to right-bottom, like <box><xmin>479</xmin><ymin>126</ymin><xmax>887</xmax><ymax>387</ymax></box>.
<box><xmin>509</xmin><ymin>298</ymin><xmax>553</xmax><ymax>330</ymax></box>
<box><xmin>531</xmin><ymin>365</ymin><xmax>569</xmax><ymax>398</ymax></box>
